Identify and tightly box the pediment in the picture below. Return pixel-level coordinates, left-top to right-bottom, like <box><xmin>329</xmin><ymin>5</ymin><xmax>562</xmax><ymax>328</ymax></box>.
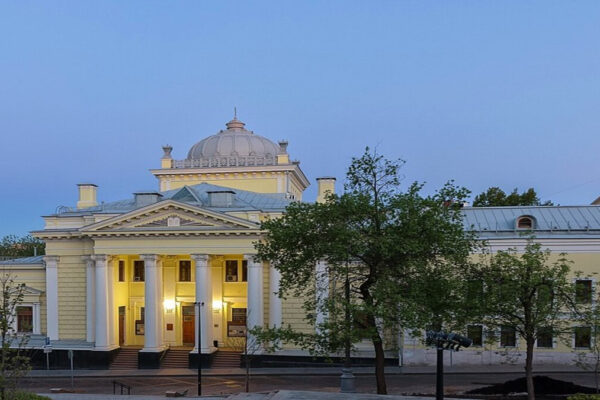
<box><xmin>81</xmin><ymin>200</ymin><xmax>260</xmax><ymax>232</ymax></box>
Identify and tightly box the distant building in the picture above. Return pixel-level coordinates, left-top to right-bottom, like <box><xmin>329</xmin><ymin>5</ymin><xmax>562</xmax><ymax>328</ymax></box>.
<box><xmin>2</xmin><ymin>116</ymin><xmax>600</xmax><ymax>368</ymax></box>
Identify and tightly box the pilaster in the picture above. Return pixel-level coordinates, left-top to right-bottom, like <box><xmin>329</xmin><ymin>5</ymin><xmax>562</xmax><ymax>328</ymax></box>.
<box><xmin>43</xmin><ymin>255</ymin><xmax>59</xmax><ymax>341</ymax></box>
<box><xmin>83</xmin><ymin>255</ymin><xmax>95</xmax><ymax>343</ymax></box>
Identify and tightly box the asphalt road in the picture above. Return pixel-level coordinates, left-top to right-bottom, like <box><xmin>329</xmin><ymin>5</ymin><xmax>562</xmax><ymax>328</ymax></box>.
<box><xmin>18</xmin><ymin>372</ymin><xmax>599</xmax><ymax>397</ymax></box>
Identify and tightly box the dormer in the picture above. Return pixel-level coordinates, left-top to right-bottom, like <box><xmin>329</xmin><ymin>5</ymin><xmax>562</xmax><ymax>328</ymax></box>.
<box><xmin>516</xmin><ymin>215</ymin><xmax>535</xmax><ymax>230</ymax></box>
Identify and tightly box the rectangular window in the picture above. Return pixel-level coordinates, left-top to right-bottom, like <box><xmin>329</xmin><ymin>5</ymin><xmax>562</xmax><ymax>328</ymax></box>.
<box><xmin>133</xmin><ymin>260</ymin><xmax>145</xmax><ymax>282</ymax></box>
<box><xmin>576</xmin><ymin>280</ymin><xmax>593</xmax><ymax>303</ymax></box>
<box><xmin>575</xmin><ymin>326</ymin><xmax>591</xmax><ymax>348</ymax></box>
<box><xmin>225</xmin><ymin>260</ymin><xmax>238</xmax><ymax>282</ymax></box>
<box><xmin>118</xmin><ymin>260</ymin><xmax>125</xmax><ymax>282</ymax></box>
<box><xmin>500</xmin><ymin>326</ymin><xmax>516</xmax><ymax>347</ymax></box>
<box><xmin>467</xmin><ymin>325</ymin><xmax>483</xmax><ymax>347</ymax></box>
<box><xmin>17</xmin><ymin>306</ymin><xmax>33</xmax><ymax>333</ymax></box>
<box><xmin>242</xmin><ymin>260</ymin><xmax>248</xmax><ymax>282</ymax></box>
<box><xmin>179</xmin><ymin>261</ymin><xmax>191</xmax><ymax>282</ymax></box>
<box><xmin>537</xmin><ymin>327</ymin><xmax>553</xmax><ymax>348</ymax></box>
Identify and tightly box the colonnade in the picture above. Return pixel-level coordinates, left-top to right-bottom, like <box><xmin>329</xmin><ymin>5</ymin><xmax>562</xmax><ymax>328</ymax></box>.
<box><xmin>80</xmin><ymin>254</ymin><xmax>282</xmax><ymax>354</ymax></box>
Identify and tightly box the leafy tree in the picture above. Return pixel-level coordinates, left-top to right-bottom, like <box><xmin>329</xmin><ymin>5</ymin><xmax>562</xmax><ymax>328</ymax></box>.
<box><xmin>472</xmin><ymin>187</ymin><xmax>553</xmax><ymax>207</ymax></box>
<box><xmin>472</xmin><ymin>238</ymin><xmax>574</xmax><ymax>400</ymax></box>
<box><xmin>0</xmin><ymin>236</ymin><xmax>44</xmax><ymax>259</ymax></box>
<box><xmin>253</xmin><ymin>148</ymin><xmax>481</xmax><ymax>394</ymax></box>
<box><xmin>0</xmin><ymin>274</ymin><xmax>32</xmax><ymax>400</ymax></box>
<box><xmin>572</xmin><ymin>279</ymin><xmax>600</xmax><ymax>393</ymax></box>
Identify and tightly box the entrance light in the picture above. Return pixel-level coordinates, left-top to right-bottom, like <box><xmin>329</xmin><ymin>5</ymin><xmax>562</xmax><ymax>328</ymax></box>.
<box><xmin>163</xmin><ymin>299</ymin><xmax>176</xmax><ymax>312</ymax></box>
<box><xmin>212</xmin><ymin>300</ymin><xmax>222</xmax><ymax>310</ymax></box>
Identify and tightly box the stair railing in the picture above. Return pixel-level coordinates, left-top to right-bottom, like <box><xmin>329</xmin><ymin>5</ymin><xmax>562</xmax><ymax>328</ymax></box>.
<box><xmin>112</xmin><ymin>380</ymin><xmax>132</xmax><ymax>395</ymax></box>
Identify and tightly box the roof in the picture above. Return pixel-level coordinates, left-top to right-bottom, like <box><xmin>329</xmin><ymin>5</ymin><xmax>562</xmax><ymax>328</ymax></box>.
<box><xmin>53</xmin><ymin>183</ymin><xmax>293</xmax><ymax>216</ymax></box>
<box><xmin>0</xmin><ymin>255</ymin><xmax>44</xmax><ymax>266</ymax></box>
<box><xmin>462</xmin><ymin>205</ymin><xmax>600</xmax><ymax>238</ymax></box>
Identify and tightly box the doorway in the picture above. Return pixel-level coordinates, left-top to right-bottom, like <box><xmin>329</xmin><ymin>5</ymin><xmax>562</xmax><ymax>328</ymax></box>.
<box><xmin>182</xmin><ymin>305</ymin><xmax>195</xmax><ymax>346</ymax></box>
<box><xmin>118</xmin><ymin>306</ymin><xmax>126</xmax><ymax>346</ymax></box>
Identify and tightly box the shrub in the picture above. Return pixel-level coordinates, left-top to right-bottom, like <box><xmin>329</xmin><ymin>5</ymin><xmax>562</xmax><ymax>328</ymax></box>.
<box><xmin>568</xmin><ymin>394</ymin><xmax>600</xmax><ymax>400</ymax></box>
<box><xmin>8</xmin><ymin>392</ymin><xmax>50</xmax><ymax>400</ymax></box>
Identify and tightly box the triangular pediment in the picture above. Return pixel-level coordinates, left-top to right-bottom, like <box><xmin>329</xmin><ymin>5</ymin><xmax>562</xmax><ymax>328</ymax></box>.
<box><xmin>81</xmin><ymin>200</ymin><xmax>260</xmax><ymax>232</ymax></box>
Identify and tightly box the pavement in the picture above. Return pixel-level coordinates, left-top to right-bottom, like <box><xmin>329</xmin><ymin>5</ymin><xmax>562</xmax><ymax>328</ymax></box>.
<box><xmin>27</xmin><ymin>363</ymin><xmax>588</xmax><ymax>378</ymax></box>
<box><xmin>40</xmin><ymin>390</ymin><xmax>450</xmax><ymax>400</ymax></box>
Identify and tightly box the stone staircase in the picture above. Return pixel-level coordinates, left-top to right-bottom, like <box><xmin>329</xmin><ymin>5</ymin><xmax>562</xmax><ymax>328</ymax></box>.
<box><xmin>160</xmin><ymin>348</ymin><xmax>190</xmax><ymax>368</ymax></box>
<box><xmin>211</xmin><ymin>349</ymin><xmax>242</xmax><ymax>369</ymax></box>
<box><xmin>109</xmin><ymin>347</ymin><xmax>140</xmax><ymax>370</ymax></box>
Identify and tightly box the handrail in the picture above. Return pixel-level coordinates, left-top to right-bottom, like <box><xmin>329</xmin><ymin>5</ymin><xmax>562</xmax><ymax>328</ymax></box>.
<box><xmin>112</xmin><ymin>380</ymin><xmax>132</xmax><ymax>395</ymax></box>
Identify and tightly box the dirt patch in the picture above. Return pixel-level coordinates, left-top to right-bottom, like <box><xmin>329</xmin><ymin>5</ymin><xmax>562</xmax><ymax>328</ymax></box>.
<box><xmin>468</xmin><ymin>376</ymin><xmax>596</xmax><ymax>395</ymax></box>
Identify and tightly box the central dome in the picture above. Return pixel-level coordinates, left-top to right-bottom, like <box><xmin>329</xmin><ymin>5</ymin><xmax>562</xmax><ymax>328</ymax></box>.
<box><xmin>187</xmin><ymin>118</ymin><xmax>281</xmax><ymax>163</ymax></box>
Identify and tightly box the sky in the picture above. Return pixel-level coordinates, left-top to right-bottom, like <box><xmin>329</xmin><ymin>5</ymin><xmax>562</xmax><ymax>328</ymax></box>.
<box><xmin>1</xmin><ymin>1</ymin><xmax>599</xmax><ymax>237</ymax></box>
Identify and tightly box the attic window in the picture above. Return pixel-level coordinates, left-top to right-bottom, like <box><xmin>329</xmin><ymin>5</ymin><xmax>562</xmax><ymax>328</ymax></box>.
<box><xmin>517</xmin><ymin>216</ymin><xmax>534</xmax><ymax>229</ymax></box>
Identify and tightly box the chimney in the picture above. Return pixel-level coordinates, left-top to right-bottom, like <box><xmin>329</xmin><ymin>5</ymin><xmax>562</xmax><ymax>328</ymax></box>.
<box><xmin>277</xmin><ymin>140</ymin><xmax>289</xmax><ymax>165</ymax></box>
<box><xmin>77</xmin><ymin>184</ymin><xmax>98</xmax><ymax>209</ymax></box>
<box><xmin>134</xmin><ymin>191</ymin><xmax>163</xmax><ymax>207</ymax></box>
<box><xmin>207</xmin><ymin>190</ymin><xmax>235</xmax><ymax>207</ymax></box>
<box><xmin>316</xmin><ymin>177</ymin><xmax>336</xmax><ymax>203</ymax></box>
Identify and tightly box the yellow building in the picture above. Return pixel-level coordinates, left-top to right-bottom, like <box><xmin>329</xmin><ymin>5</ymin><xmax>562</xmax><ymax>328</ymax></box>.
<box><xmin>3</xmin><ymin>116</ymin><xmax>600</xmax><ymax>369</ymax></box>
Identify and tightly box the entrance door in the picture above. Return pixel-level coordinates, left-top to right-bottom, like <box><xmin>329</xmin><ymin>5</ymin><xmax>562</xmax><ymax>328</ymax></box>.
<box><xmin>118</xmin><ymin>306</ymin><xmax>126</xmax><ymax>346</ymax></box>
<box><xmin>182</xmin><ymin>305</ymin><xmax>195</xmax><ymax>345</ymax></box>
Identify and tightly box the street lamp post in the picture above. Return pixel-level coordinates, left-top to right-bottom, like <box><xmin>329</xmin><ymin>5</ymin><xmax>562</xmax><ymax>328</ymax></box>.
<box><xmin>196</xmin><ymin>301</ymin><xmax>204</xmax><ymax>396</ymax></box>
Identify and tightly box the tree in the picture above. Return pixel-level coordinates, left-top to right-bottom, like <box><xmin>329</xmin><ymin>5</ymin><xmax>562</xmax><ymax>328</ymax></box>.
<box><xmin>253</xmin><ymin>148</ymin><xmax>481</xmax><ymax>394</ymax></box>
<box><xmin>472</xmin><ymin>187</ymin><xmax>553</xmax><ymax>207</ymax></box>
<box><xmin>0</xmin><ymin>274</ymin><xmax>32</xmax><ymax>400</ymax></box>
<box><xmin>473</xmin><ymin>238</ymin><xmax>574</xmax><ymax>400</ymax></box>
<box><xmin>572</xmin><ymin>279</ymin><xmax>600</xmax><ymax>393</ymax></box>
<box><xmin>0</xmin><ymin>235</ymin><xmax>45</xmax><ymax>259</ymax></box>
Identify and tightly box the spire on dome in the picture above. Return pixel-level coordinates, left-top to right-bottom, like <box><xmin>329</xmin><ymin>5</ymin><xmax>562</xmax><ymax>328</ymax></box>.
<box><xmin>225</xmin><ymin>107</ymin><xmax>246</xmax><ymax>130</ymax></box>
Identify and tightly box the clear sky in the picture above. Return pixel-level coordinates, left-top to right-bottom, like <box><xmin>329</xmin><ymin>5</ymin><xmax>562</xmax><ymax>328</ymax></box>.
<box><xmin>1</xmin><ymin>1</ymin><xmax>599</xmax><ymax>237</ymax></box>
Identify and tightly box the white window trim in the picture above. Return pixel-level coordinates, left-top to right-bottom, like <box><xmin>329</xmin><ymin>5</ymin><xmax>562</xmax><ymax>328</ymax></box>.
<box><xmin>13</xmin><ymin>302</ymin><xmax>41</xmax><ymax>335</ymax></box>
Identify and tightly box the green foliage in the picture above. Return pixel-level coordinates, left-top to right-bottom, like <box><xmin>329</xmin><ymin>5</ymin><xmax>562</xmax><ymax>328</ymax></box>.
<box><xmin>0</xmin><ymin>275</ymin><xmax>32</xmax><ymax>400</ymax></box>
<box><xmin>472</xmin><ymin>237</ymin><xmax>574</xmax><ymax>400</ymax></box>
<box><xmin>0</xmin><ymin>236</ymin><xmax>44</xmax><ymax>258</ymax></box>
<box><xmin>472</xmin><ymin>187</ymin><xmax>553</xmax><ymax>207</ymax></box>
<box><xmin>572</xmin><ymin>279</ymin><xmax>600</xmax><ymax>393</ymax></box>
<box><xmin>567</xmin><ymin>395</ymin><xmax>600</xmax><ymax>400</ymax></box>
<box><xmin>254</xmin><ymin>147</ymin><xmax>481</xmax><ymax>394</ymax></box>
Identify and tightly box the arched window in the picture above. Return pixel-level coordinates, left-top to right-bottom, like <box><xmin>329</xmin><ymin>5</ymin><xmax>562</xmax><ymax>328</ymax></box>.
<box><xmin>516</xmin><ymin>216</ymin><xmax>534</xmax><ymax>229</ymax></box>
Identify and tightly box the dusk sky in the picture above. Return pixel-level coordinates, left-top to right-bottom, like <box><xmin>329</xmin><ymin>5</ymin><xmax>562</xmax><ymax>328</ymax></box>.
<box><xmin>1</xmin><ymin>1</ymin><xmax>599</xmax><ymax>237</ymax></box>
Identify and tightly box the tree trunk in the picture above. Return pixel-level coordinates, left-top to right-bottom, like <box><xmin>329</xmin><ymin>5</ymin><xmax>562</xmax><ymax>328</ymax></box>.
<box><xmin>525</xmin><ymin>337</ymin><xmax>535</xmax><ymax>400</ymax></box>
<box><xmin>373</xmin><ymin>335</ymin><xmax>387</xmax><ymax>394</ymax></box>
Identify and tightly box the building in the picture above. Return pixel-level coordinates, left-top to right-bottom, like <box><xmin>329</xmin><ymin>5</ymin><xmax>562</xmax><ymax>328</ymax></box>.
<box><xmin>2</xmin><ymin>116</ymin><xmax>600</xmax><ymax>368</ymax></box>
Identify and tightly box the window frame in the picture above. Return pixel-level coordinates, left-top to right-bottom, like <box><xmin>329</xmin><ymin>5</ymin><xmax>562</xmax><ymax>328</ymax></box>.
<box><xmin>466</xmin><ymin>325</ymin><xmax>484</xmax><ymax>347</ymax></box>
<box><xmin>500</xmin><ymin>325</ymin><xmax>517</xmax><ymax>347</ymax></box>
<box><xmin>16</xmin><ymin>306</ymin><xmax>33</xmax><ymax>333</ymax></box>
<box><xmin>118</xmin><ymin>260</ymin><xmax>126</xmax><ymax>282</ymax></box>
<box><xmin>536</xmin><ymin>327</ymin><xmax>554</xmax><ymax>348</ymax></box>
<box><xmin>179</xmin><ymin>260</ymin><xmax>192</xmax><ymax>282</ymax></box>
<box><xmin>575</xmin><ymin>279</ymin><xmax>593</xmax><ymax>304</ymax></box>
<box><xmin>574</xmin><ymin>326</ymin><xmax>592</xmax><ymax>349</ymax></box>
<box><xmin>133</xmin><ymin>260</ymin><xmax>145</xmax><ymax>282</ymax></box>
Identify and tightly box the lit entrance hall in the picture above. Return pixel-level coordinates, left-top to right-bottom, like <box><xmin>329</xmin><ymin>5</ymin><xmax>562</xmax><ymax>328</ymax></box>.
<box><xmin>85</xmin><ymin>252</ymin><xmax>267</xmax><ymax>368</ymax></box>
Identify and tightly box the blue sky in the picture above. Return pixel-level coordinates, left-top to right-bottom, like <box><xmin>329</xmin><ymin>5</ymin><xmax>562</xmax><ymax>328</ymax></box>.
<box><xmin>1</xmin><ymin>1</ymin><xmax>599</xmax><ymax>237</ymax></box>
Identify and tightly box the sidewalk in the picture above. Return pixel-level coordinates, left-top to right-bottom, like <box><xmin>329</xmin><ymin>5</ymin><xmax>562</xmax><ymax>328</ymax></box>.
<box><xmin>27</xmin><ymin>364</ymin><xmax>590</xmax><ymax>378</ymax></box>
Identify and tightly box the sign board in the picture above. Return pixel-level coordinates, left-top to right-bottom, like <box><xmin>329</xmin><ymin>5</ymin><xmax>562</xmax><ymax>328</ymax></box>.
<box><xmin>68</xmin><ymin>350</ymin><xmax>73</xmax><ymax>359</ymax></box>
<box><xmin>43</xmin><ymin>346</ymin><xmax>52</xmax><ymax>354</ymax></box>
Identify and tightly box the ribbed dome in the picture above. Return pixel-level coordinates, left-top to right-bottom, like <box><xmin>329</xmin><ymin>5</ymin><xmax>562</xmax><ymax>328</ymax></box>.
<box><xmin>187</xmin><ymin>118</ymin><xmax>280</xmax><ymax>161</ymax></box>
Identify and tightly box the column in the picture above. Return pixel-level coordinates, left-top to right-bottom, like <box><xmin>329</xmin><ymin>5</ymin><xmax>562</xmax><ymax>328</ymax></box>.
<box><xmin>140</xmin><ymin>254</ymin><xmax>164</xmax><ymax>352</ymax></box>
<box><xmin>246</xmin><ymin>254</ymin><xmax>264</xmax><ymax>347</ymax></box>
<box><xmin>92</xmin><ymin>254</ymin><xmax>110</xmax><ymax>350</ymax></box>
<box><xmin>83</xmin><ymin>256</ymin><xmax>95</xmax><ymax>343</ymax></box>
<box><xmin>32</xmin><ymin>303</ymin><xmax>41</xmax><ymax>335</ymax></box>
<box><xmin>269</xmin><ymin>264</ymin><xmax>282</xmax><ymax>329</ymax></box>
<box><xmin>315</xmin><ymin>260</ymin><xmax>329</xmax><ymax>334</ymax></box>
<box><xmin>191</xmin><ymin>254</ymin><xmax>213</xmax><ymax>353</ymax></box>
<box><xmin>44</xmin><ymin>255</ymin><xmax>59</xmax><ymax>341</ymax></box>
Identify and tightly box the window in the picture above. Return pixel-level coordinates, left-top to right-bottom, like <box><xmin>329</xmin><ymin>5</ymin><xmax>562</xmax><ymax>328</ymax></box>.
<box><xmin>576</xmin><ymin>280</ymin><xmax>593</xmax><ymax>303</ymax></box>
<box><xmin>517</xmin><ymin>216</ymin><xmax>533</xmax><ymax>229</ymax></box>
<box><xmin>537</xmin><ymin>327</ymin><xmax>553</xmax><ymax>348</ymax></box>
<box><xmin>467</xmin><ymin>325</ymin><xmax>483</xmax><ymax>346</ymax></box>
<box><xmin>500</xmin><ymin>326</ymin><xmax>516</xmax><ymax>347</ymax></box>
<box><xmin>225</xmin><ymin>260</ymin><xmax>238</xmax><ymax>282</ymax></box>
<box><xmin>118</xmin><ymin>260</ymin><xmax>125</xmax><ymax>282</ymax></box>
<box><xmin>16</xmin><ymin>306</ymin><xmax>33</xmax><ymax>333</ymax></box>
<box><xmin>133</xmin><ymin>260</ymin><xmax>145</xmax><ymax>282</ymax></box>
<box><xmin>179</xmin><ymin>261</ymin><xmax>191</xmax><ymax>282</ymax></box>
<box><xmin>575</xmin><ymin>326</ymin><xmax>591</xmax><ymax>348</ymax></box>
<box><xmin>242</xmin><ymin>260</ymin><xmax>248</xmax><ymax>282</ymax></box>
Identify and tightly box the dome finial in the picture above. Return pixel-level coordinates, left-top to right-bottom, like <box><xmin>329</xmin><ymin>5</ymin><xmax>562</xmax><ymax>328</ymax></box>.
<box><xmin>234</xmin><ymin>106</ymin><xmax>237</xmax><ymax>120</ymax></box>
<box><xmin>225</xmin><ymin>108</ymin><xmax>246</xmax><ymax>130</ymax></box>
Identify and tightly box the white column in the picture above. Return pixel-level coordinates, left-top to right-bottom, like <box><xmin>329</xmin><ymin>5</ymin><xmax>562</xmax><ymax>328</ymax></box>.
<box><xmin>107</xmin><ymin>256</ymin><xmax>116</xmax><ymax>347</ymax></box>
<box><xmin>44</xmin><ymin>255</ymin><xmax>59</xmax><ymax>341</ymax></box>
<box><xmin>83</xmin><ymin>256</ymin><xmax>95</xmax><ymax>343</ymax></box>
<box><xmin>246</xmin><ymin>255</ymin><xmax>264</xmax><ymax>347</ymax></box>
<box><xmin>269</xmin><ymin>265</ymin><xmax>282</xmax><ymax>329</ymax></box>
<box><xmin>315</xmin><ymin>260</ymin><xmax>329</xmax><ymax>334</ymax></box>
<box><xmin>191</xmin><ymin>254</ymin><xmax>213</xmax><ymax>353</ymax></box>
<box><xmin>141</xmin><ymin>254</ymin><xmax>164</xmax><ymax>352</ymax></box>
<box><xmin>92</xmin><ymin>254</ymin><xmax>110</xmax><ymax>350</ymax></box>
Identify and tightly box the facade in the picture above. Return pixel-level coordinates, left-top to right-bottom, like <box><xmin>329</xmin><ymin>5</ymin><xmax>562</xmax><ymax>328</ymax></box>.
<box><xmin>2</xmin><ymin>116</ymin><xmax>600</xmax><ymax>368</ymax></box>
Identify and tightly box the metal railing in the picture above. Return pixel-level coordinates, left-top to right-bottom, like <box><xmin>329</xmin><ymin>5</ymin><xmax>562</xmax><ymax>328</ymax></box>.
<box><xmin>112</xmin><ymin>380</ymin><xmax>132</xmax><ymax>395</ymax></box>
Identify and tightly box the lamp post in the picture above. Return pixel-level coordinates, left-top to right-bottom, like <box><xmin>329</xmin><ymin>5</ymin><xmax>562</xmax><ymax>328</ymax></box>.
<box><xmin>425</xmin><ymin>331</ymin><xmax>472</xmax><ymax>400</ymax></box>
<box><xmin>195</xmin><ymin>301</ymin><xmax>204</xmax><ymax>396</ymax></box>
